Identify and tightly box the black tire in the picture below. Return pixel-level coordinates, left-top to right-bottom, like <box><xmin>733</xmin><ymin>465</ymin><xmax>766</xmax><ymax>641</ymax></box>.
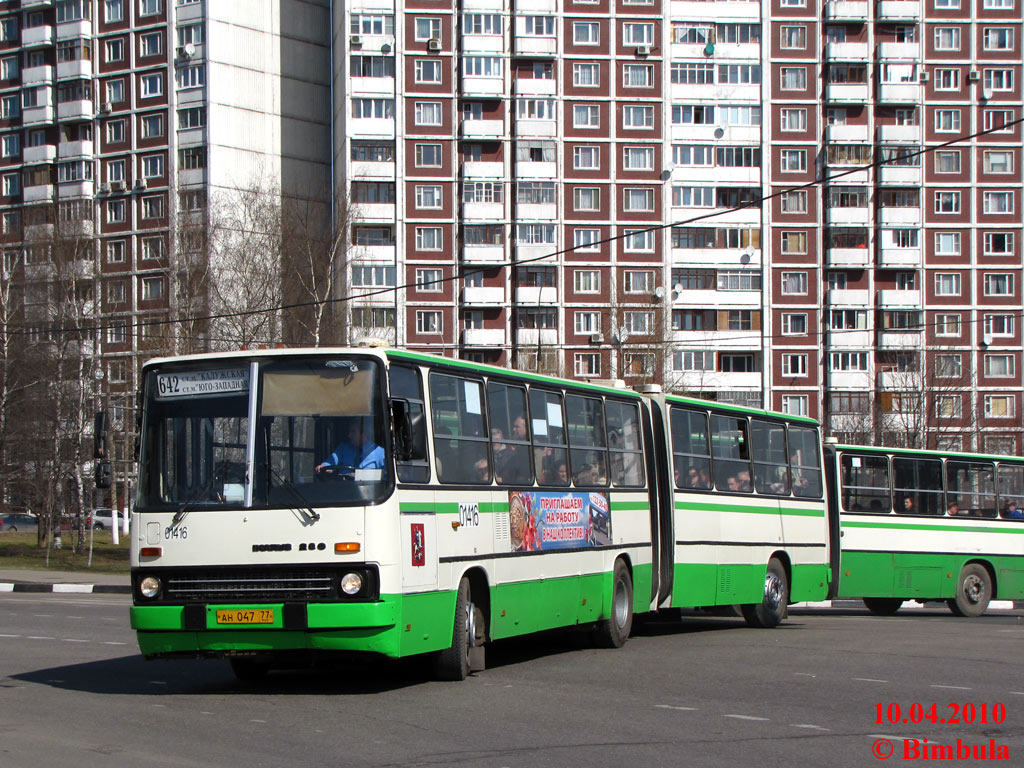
<box><xmin>947</xmin><ymin>563</ymin><xmax>992</xmax><ymax>618</ymax></box>
<box><xmin>230</xmin><ymin>658</ymin><xmax>270</xmax><ymax>682</ymax></box>
<box><xmin>863</xmin><ymin>597</ymin><xmax>903</xmax><ymax>616</ymax></box>
<box><xmin>742</xmin><ymin>558</ymin><xmax>788</xmax><ymax>628</ymax></box>
<box><xmin>93</xmin><ymin>523</ymin><xmax>105</xmax><ymax>531</ymax></box>
<box><xmin>594</xmin><ymin>560</ymin><xmax>633</xmax><ymax>648</ymax></box>
<box><xmin>434</xmin><ymin>577</ymin><xmax>473</xmax><ymax>681</ymax></box>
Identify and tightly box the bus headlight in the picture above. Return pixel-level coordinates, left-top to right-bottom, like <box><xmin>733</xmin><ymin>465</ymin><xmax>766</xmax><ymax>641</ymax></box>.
<box><xmin>139</xmin><ymin>576</ymin><xmax>161</xmax><ymax>598</ymax></box>
<box><xmin>340</xmin><ymin>572</ymin><xmax>363</xmax><ymax>596</ymax></box>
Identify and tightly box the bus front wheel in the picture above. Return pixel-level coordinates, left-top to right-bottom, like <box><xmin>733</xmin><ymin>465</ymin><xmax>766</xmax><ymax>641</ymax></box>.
<box><xmin>742</xmin><ymin>558</ymin><xmax>788</xmax><ymax>628</ymax></box>
<box><xmin>434</xmin><ymin>577</ymin><xmax>484</xmax><ymax>680</ymax></box>
<box><xmin>948</xmin><ymin>564</ymin><xmax>992</xmax><ymax>618</ymax></box>
<box><xmin>594</xmin><ymin>559</ymin><xmax>633</xmax><ymax>648</ymax></box>
<box><xmin>863</xmin><ymin>598</ymin><xmax>903</xmax><ymax>615</ymax></box>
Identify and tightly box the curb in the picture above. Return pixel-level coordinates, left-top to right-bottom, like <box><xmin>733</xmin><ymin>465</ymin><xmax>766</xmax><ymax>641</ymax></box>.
<box><xmin>792</xmin><ymin>599</ymin><xmax>1021</xmax><ymax>610</ymax></box>
<box><xmin>0</xmin><ymin>582</ymin><xmax>131</xmax><ymax>594</ymax></box>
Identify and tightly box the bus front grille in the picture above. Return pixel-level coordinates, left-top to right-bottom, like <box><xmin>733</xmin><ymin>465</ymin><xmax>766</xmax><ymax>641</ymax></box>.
<box><xmin>163</xmin><ymin>569</ymin><xmax>338</xmax><ymax>602</ymax></box>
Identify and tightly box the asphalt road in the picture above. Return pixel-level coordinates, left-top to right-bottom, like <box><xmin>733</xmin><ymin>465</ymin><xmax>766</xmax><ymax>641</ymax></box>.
<box><xmin>1</xmin><ymin>594</ymin><xmax>1021</xmax><ymax>768</ymax></box>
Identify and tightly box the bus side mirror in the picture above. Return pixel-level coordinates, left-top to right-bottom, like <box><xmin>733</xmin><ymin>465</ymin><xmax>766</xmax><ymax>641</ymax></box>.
<box><xmin>391</xmin><ymin>399</ymin><xmax>427</xmax><ymax>462</ymax></box>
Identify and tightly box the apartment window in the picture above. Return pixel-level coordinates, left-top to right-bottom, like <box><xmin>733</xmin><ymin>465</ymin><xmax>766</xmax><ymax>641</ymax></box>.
<box><xmin>107</xmin><ymin>240</ymin><xmax>126</xmax><ymax>264</ymax></box>
<box><xmin>781</xmin><ymin>190</ymin><xmax>807</xmax><ymax>213</ymax></box>
<box><xmin>141</xmin><ymin>114</ymin><xmax>164</xmax><ymax>139</ymax></box>
<box><xmin>780</xmin><ymin>26</ymin><xmax>806</xmax><ymax>49</ymax></box>
<box><xmin>622</xmin><ymin>23</ymin><xmax>653</xmax><ymax>45</ymax></box>
<box><xmin>780</xmin><ymin>150</ymin><xmax>806</xmax><ymax>172</ymax></box>
<box><xmin>573</xmin><ymin>146</ymin><xmax>600</xmax><ymax>170</ymax></box>
<box><xmin>983</xmin><ymin>151</ymin><xmax>1014</xmax><ymax>174</ymax></box>
<box><xmin>935</xmin><ymin>354</ymin><xmax>962</xmax><ymax>379</ymax></box>
<box><xmin>985</xmin><ymin>396</ymin><xmax>1014</xmax><ymax>418</ymax></box>
<box><xmin>935</xmin><ymin>68</ymin><xmax>960</xmax><ymax>91</ymax></box>
<box><xmin>178</xmin><ymin>107</ymin><xmax>205</xmax><ymax>129</ymax></box>
<box><xmin>672</xmin><ymin>145</ymin><xmax>712</xmax><ymax>166</ymax></box>
<box><xmin>517</xmin><ymin>98</ymin><xmax>556</xmax><ymax>120</ymax></box>
<box><xmin>179</xmin><ymin>147</ymin><xmax>206</xmax><ymax>169</ymax></box>
<box><xmin>106</xmin><ymin>80</ymin><xmax>125</xmax><ymax>104</ymax></box>
<box><xmin>781</xmin><ymin>396</ymin><xmax>809</xmax><ymax>417</ymax></box>
<box><xmin>463</xmin><ymin>181</ymin><xmax>502</xmax><ymax>204</ymax></box>
<box><xmin>414</xmin><ymin>102</ymin><xmax>443</xmax><ymax>126</ymax></box>
<box><xmin>107</xmin><ymin>281</ymin><xmax>126</xmax><ymax>304</ymax></box>
<box><xmin>352</xmin><ymin>265</ymin><xmax>397</xmax><ymax>288</ymax></box>
<box><xmin>935</xmin><ymin>395</ymin><xmax>962</xmax><ymax>419</ymax></box>
<box><xmin>984</xmin><ymin>70</ymin><xmax>1014</xmax><ymax>92</ymax></box>
<box><xmin>574</xmin><ymin>312</ymin><xmax>600</xmax><ymax>335</ymax></box>
<box><xmin>622</xmin><ymin>64</ymin><xmax>653</xmax><ymax>88</ymax></box>
<box><xmin>782</xmin><ymin>354</ymin><xmax>808</xmax><ymax>377</ymax></box>
<box><xmin>0</xmin><ymin>134</ymin><xmax>18</xmax><ymax>159</ymax></box>
<box><xmin>713</xmin><ymin>105</ymin><xmax>761</xmax><ymax>127</ymax></box>
<box><xmin>935</xmin><ymin>273</ymin><xmax>961</xmax><ymax>296</ymax></box>
<box><xmin>414</xmin><ymin>143</ymin><xmax>442</xmax><ymax>168</ymax></box>
<box><xmin>573</xmin><ymin>22</ymin><xmax>600</xmax><ymax>44</ymax></box>
<box><xmin>140</xmin><ymin>31</ymin><xmax>162</xmax><ymax>56</ymax></box>
<box><xmin>574</xmin><ymin>353</ymin><xmax>601</xmax><ymax>377</ymax></box>
<box><xmin>351</xmin><ymin>307</ymin><xmax>396</xmax><ymax>329</ymax></box>
<box><xmin>984</xmin><ymin>354</ymin><xmax>1015</xmax><ymax>378</ymax></box>
<box><xmin>141</xmin><ymin>195</ymin><xmax>164</xmax><ymax>219</ymax></box>
<box><xmin>623</xmin><ymin>188</ymin><xmax>654</xmax><ymax>212</ymax></box>
<box><xmin>463</xmin><ymin>13</ymin><xmax>501</xmax><ymax>35</ymax></box>
<box><xmin>351</xmin><ymin>55</ymin><xmax>395</xmax><ymax>78</ymax></box>
<box><xmin>573</xmin><ymin>228</ymin><xmax>601</xmax><ymax>251</ymax></box>
<box><xmin>573</xmin><ymin>104</ymin><xmax>600</xmax><ymax>128</ymax></box>
<box><xmin>107</xmin><ymin>199</ymin><xmax>126</xmax><ymax>224</ymax></box>
<box><xmin>415</xmin><ymin>18</ymin><xmax>441</xmax><ymax>41</ymax></box>
<box><xmin>177</xmin><ymin>23</ymin><xmax>204</xmax><ymax>47</ymax></box>
<box><xmin>416</xmin><ymin>311</ymin><xmax>443</xmax><ymax>334</ymax></box>
<box><xmin>781</xmin><ymin>232</ymin><xmax>807</xmax><ymax>254</ymax></box>
<box><xmin>780</xmin><ymin>68</ymin><xmax>807</xmax><ymax>90</ymax></box>
<box><xmin>415</xmin><ymin>268</ymin><xmax>443</xmax><ymax>292</ymax></box>
<box><xmin>983</xmin><ymin>28</ymin><xmax>1014</xmax><ymax>51</ymax></box>
<box><xmin>623</xmin><ymin>147</ymin><xmax>654</xmax><ymax>171</ymax></box>
<box><xmin>935</xmin><ymin>109</ymin><xmax>960</xmax><ymax>133</ymax></box>
<box><xmin>984</xmin><ymin>110</ymin><xmax>1015</xmax><ymax>133</ymax></box>
<box><xmin>141</xmin><ymin>154</ymin><xmax>163</xmax><ymax>178</ymax></box>
<box><xmin>624</xmin><ymin>270</ymin><xmax>654</xmax><ymax>293</ymax></box>
<box><xmin>830</xmin><ymin>352</ymin><xmax>868</xmax><ymax>371</ymax></box>
<box><xmin>140</xmin><ymin>0</ymin><xmax>161</xmax><ymax>16</ymax></box>
<box><xmin>719</xmin><ymin>64</ymin><xmax>760</xmax><ymax>84</ymax></box>
<box><xmin>934</xmin><ymin>191</ymin><xmax>960</xmax><ymax>213</ymax></box>
<box><xmin>463</xmin><ymin>56</ymin><xmax>501</xmax><ymax>78</ymax></box>
<box><xmin>415</xmin><ymin>185</ymin><xmax>443</xmax><ymax>209</ymax></box>
<box><xmin>107</xmin><ymin>320</ymin><xmax>128</xmax><ymax>345</ymax></box>
<box><xmin>622</xmin><ymin>106</ymin><xmax>654</xmax><ymax>129</ymax></box>
<box><xmin>1</xmin><ymin>57</ymin><xmax>17</xmax><ymax>81</ymax></box>
<box><xmin>106</xmin><ymin>0</ymin><xmax>123</xmax><ymax>22</ymax></box>
<box><xmin>352</xmin><ymin>98</ymin><xmax>394</xmax><ymax>119</ymax></box>
<box><xmin>516</xmin><ymin>223</ymin><xmax>556</xmax><ymax>244</ymax></box>
<box><xmin>106</xmin><ymin>39</ymin><xmax>124</xmax><ymax>63</ymax></box>
<box><xmin>414</xmin><ymin>59</ymin><xmax>440</xmax><ymax>83</ymax></box>
<box><xmin>672</xmin><ymin>349</ymin><xmax>714</xmax><ymax>371</ymax></box>
<box><xmin>984</xmin><ymin>232</ymin><xmax>1014</xmax><ymax>256</ymax></box>
<box><xmin>935</xmin><ymin>314</ymin><xmax>961</xmax><ymax>337</ymax></box>
<box><xmin>625</xmin><ymin>311</ymin><xmax>654</xmax><ymax>335</ymax></box>
<box><xmin>671</xmin><ymin>63</ymin><xmax>714</xmax><ymax>85</ymax></box>
<box><xmin>934</xmin><ymin>27</ymin><xmax>960</xmax><ymax>51</ymax></box>
<box><xmin>781</xmin><ymin>272</ymin><xmax>808</xmax><ymax>295</ymax></box>
<box><xmin>141</xmin><ymin>236</ymin><xmax>164</xmax><ymax>260</ymax></box>
<box><xmin>0</xmin><ymin>96</ymin><xmax>17</xmax><ymax>119</ymax></box>
<box><xmin>572</xmin><ymin>63</ymin><xmax>600</xmax><ymax>87</ymax></box>
<box><xmin>351</xmin><ymin>13</ymin><xmax>395</xmax><ymax>35</ymax></box>
<box><xmin>934</xmin><ymin>232</ymin><xmax>960</xmax><ymax>256</ymax></box>
<box><xmin>935</xmin><ymin>150</ymin><xmax>960</xmax><ymax>174</ymax></box>
<box><xmin>140</xmin><ymin>276</ymin><xmax>164</xmax><ymax>301</ymax></box>
<box><xmin>573</xmin><ymin>187</ymin><xmax>600</xmax><ymax>211</ymax></box>
<box><xmin>141</xmin><ymin>73</ymin><xmax>163</xmax><ymax>98</ymax></box>
<box><xmin>780</xmin><ymin>109</ymin><xmax>807</xmax><ymax>132</ymax></box>
<box><xmin>983</xmin><ymin>192</ymin><xmax>1013</xmax><ymax>214</ymax></box>
<box><xmin>2</xmin><ymin>173</ymin><xmax>19</xmax><ymax>196</ymax></box>
<box><xmin>985</xmin><ymin>314</ymin><xmax>1014</xmax><ymax>337</ymax></box>
<box><xmin>176</xmin><ymin>65</ymin><xmax>204</xmax><ymax>90</ymax></box>
<box><xmin>783</xmin><ymin>314</ymin><xmax>807</xmax><ymax>335</ymax></box>
<box><xmin>983</xmin><ymin>0</ymin><xmax>1014</xmax><ymax>7</ymax></box>
<box><xmin>984</xmin><ymin>273</ymin><xmax>1014</xmax><ymax>296</ymax></box>
<box><xmin>575</xmin><ymin>270</ymin><xmax>600</xmax><ymax>293</ymax></box>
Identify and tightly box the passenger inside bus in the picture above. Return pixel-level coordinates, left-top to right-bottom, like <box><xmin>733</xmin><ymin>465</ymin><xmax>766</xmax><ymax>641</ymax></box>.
<box><xmin>946</xmin><ymin>501</ymin><xmax>961</xmax><ymax>516</ymax></box>
<box><xmin>1003</xmin><ymin>501</ymin><xmax>1022</xmax><ymax>520</ymax></box>
<box><xmin>900</xmin><ymin>497</ymin><xmax>914</xmax><ymax>513</ymax></box>
<box><xmin>316</xmin><ymin>418</ymin><xmax>384</xmax><ymax>475</ymax></box>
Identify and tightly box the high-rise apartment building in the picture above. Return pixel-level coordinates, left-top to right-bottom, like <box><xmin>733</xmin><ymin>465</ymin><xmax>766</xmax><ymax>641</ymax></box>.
<box><xmin>0</xmin><ymin>0</ymin><xmax>1020</xmax><ymax>457</ymax></box>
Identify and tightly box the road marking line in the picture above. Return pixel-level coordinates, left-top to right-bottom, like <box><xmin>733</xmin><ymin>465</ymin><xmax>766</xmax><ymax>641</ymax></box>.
<box><xmin>725</xmin><ymin>715</ymin><xmax>770</xmax><ymax>721</ymax></box>
<box><xmin>53</xmin><ymin>585</ymin><xmax>94</xmax><ymax>594</ymax></box>
<box><xmin>1009</xmin><ymin>692</ymin><xmax>1024</xmax><ymax>696</ymax></box>
<box><xmin>102</xmin><ymin>641</ymin><xmax>128</xmax><ymax>646</ymax></box>
<box><xmin>794</xmin><ymin>672</ymin><xmax>816</xmax><ymax>677</ymax></box>
<box><xmin>33</xmin><ymin>614</ymin><xmax>54</xmax><ymax>618</ymax></box>
<box><xmin>853</xmin><ymin>678</ymin><xmax>888</xmax><ymax>683</ymax></box>
<box><xmin>27</xmin><ymin>636</ymin><xmax>55</xmax><ymax>640</ymax></box>
<box><xmin>61</xmin><ymin>639</ymin><xmax>89</xmax><ymax>643</ymax></box>
<box><xmin>0</xmin><ymin>583</ymin><xmax>14</xmax><ymax>592</ymax></box>
<box><xmin>792</xmin><ymin>724</ymin><xmax>830</xmax><ymax>731</ymax></box>
<box><xmin>0</xmin><ymin>633</ymin><xmax>22</xmax><ymax>638</ymax></box>
<box><xmin>251</xmin><ymin>720</ymin><xmax>267</xmax><ymax>724</ymax></box>
<box><xmin>931</xmin><ymin>685</ymin><xmax>971</xmax><ymax>690</ymax></box>
<box><xmin>655</xmin><ymin>705</ymin><xmax>698</xmax><ymax>711</ymax></box>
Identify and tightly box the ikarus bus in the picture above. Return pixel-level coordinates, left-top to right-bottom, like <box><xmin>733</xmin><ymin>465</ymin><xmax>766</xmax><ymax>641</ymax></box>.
<box><xmin>130</xmin><ymin>348</ymin><xmax>831</xmax><ymax>680</ymax></box>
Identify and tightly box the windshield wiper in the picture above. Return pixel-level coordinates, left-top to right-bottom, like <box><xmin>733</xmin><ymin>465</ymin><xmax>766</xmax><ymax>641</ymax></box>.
<box><xmin>267</xmin><ymin>465</ymin><xmax>320</xmax><ymax>524</ymax></box>
<box><xmin>170</xmin><ymin>496</ymin><xmax>202</xmax><ymax>528</ymax></box>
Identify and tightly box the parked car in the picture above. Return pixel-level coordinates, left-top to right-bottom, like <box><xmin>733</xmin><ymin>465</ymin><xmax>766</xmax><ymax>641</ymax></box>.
<box><xmin>90</xmin><ymin>508</ymin><xmax>115</xmax><ymax>530</ymax></box>
<box><xmin>0</xmin><ymin>513</ymin><xmax>39</xmax><ymax>532</ymax></box>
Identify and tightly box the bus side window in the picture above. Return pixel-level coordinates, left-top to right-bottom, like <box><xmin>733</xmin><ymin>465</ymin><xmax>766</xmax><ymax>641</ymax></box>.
<box><xmin>429</xmin><ymin>372</ymin><xmax>490</xmax><ymax>484</ymax></box>
<box><xmin>892</xmin><ymin>457</ymin><xmax>943</xmax><ymax>515</ymax></box>
<box><xmin>840</xmin><ymin>453</ymin><xmax>889</xmax><ymax>512</ymax></box>
<box><xmin>389</xmin><ymin>365</ymin><xmax>429</xmax><ymax>484</ymax></box>
<box><xmin>710</xmin><ymin>414</ymin><xmax>751</xmax><ymax>493</ymax></box>
<box><xmin>751</xmin><ymin>419</ymin><xmax>789</xmax><ymax>495</ymax></box>
<box><xmin>529</xmin><ymin>389</ymin><xmax>568</xmax><ymax>486</ymax></box>
<box><xmin>565</xmin><ymin>393</ymin><xmax>608</xmax><ymax>486</ymax></box>
<box><xmin>997</xmin><ymin>464</ymin><xmax>1024</xmax><ymax>519</ymax></box>
<box><xmin>946</xmin><ymin>460</ymin><xmax>996</xmax><ymax>518</ymax></box>
<box><xmin>487</xmin><ymin>381</ymin><xmax>532</xmax><ymax>485</ymax></box>
<box><xmin>789</xmin><ymin>426</ymin><xmax>822</xmax><ymax>498</ymax></box>
<box><xmin>607</xmin><ymin>399</ymin><xmax>644</xmax><ymax>487</ymax></box>
<box><xmin>670</xmin><ymin>407</ymin><xmax>711</xmax><ymax>490</ymax></box>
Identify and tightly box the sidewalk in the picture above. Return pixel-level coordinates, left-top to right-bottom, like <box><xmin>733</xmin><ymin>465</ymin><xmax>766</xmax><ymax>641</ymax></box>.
<box><xmin>0</xmin><ymin>568</ymin><xmax>131</xmax><ymax>594</ymax></box>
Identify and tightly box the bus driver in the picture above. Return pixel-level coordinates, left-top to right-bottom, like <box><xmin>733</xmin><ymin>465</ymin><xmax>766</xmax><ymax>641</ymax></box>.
<box><xmin>316</xmin><ymin>418</ymin><xmax>385</xmax><ymax>474</ymax></box>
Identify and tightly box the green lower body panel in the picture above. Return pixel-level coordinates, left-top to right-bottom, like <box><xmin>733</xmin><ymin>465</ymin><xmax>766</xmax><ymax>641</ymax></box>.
<box><xmin>839</xmin><ymin>551</ymin><xmax>1024</xmax><ymax>601</ymax></box>
<box><xmin>672</xmin><ymin>561</ymin><xmax>829</xmax><ymax>607</ymax></box>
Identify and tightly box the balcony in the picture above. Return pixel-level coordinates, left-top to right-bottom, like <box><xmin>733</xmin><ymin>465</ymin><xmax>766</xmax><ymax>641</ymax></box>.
<box><xmin>462</xmin><ymin>161</ymin><xmax>503</xmax><ymax>178</ymax></box>
<box><xmin>877</xmin><ymin>42</ymin><xmax>919</xmax><ymax>60</ymax></box>
<box><xmin>21</xmin><ymin>64</ymin><xmax>52</xmax><ymax>85</ymax></box>
<box><xmin>58</xmin><ymin>140</ymin><xmax>93</xmax><ymax>158</ymax></box>
<box><xmin>348</xmin><ymin>118</ymin><xmax>395</xmax><ymax>138</ymax></box>
<box><xmin>514</xmin><ymin>36</ymin><xmax>557</xmax><ymax>58</ymax></box>
<box><xmin>672</xmin><ymin>371</ymin><xmax>763</xmax><ymax>390</ymax></box>
<box><xmin>514</xmin><ymin>119</ymin><xmax>556</xmax><ymax>138</ymax></box>
<box><xmin>877</xmin><ymin>289</ymin><xmax>920</xmax><ymax>308</ymax></box>
<box><xmin>826</xmin><ymin>124</ymin><xmax>870</xmax><ymax>143</ymax></box>
<box><xmin>877</xmin><ymin>1</ymin><xmax>921</xmax><ymax>21</ymax></box>
<box><xmin>462</xmin><ymin>286</ymin><xmax>504</xmax><ymax>305</ymax></box>
<box><xmin>58</xmin><ymin>180</ymin><xmax>94</xmax><ymax>198</ymax></box>
<box><xmin>56</xmin><ymin>59</ymin><xmax>91</xmax><ymax>79</ymax></box>
<box><xmin>825</xmin><ymin>206</ymin><xmax>870</xmax><ymax>226</ymax></box>
<box><xmin>463</xmin><ymin>201</ymin><xmax>504</xmax><ymax>220</ymax></box>
<box><xmin>877</xmin><ymin>124</ymin><xmax>921</xmax><ymax>144</ymax></box>
<box><xmin>825</xmin><ymin>42</ymin><xmax>869</xmax><ymax>61</ymax></box>
<box><xmin>461</xmin><ymin>76</ymin><xmax>504</xmax><ymax>98</ymax></box>
<box><xmin>463</xmin><ymin>328</ymin><xmax>506</xmax><ymax>347</ymax></box>
<box><xmin>461</xmin><ymin>119</ymin><xmax>504</xmax><ymax>139</ymax></box>
<box><xmin>823</xmin><ymin>164</ymin><xmax>870</xmax><ymax>184</ymax></box>
<box><xmin>514</xmin><ymin>78</ymin><xmax>556</xmax><ymax>96</ymax></box>
<box><xmin>828</xmin><ymin>288</ymin><xmax>870</xmax><ymax>306</ymax></box>
<box><xmin>178</xmin><ymin>168</ymin><xmax>205</xmax><ymax>187</ymax></box>
<box><xmin>878</xmin><ymin>247</ymin><xmax>921</xmax><ymax>268</ymax></box>
<box><xmin>515</xmin><ymin>244</ymin><xmax>555</xmax><ymax>262</ymax></box>
<box><xmin>877</xmin><ymin>165</ymin><xmax>921</xmax><ymax>185</ymax></box>
<box><xmin>516</xmin><ymin>286</ymin><xmax>557</xmax><ymax>304</ymax></box>
<box><xmin>462</xmin><ymin>245</ymin><xmax>506</xmax><ymax>263</ymax></box>
<box><xmin>23</xmin><ymin>104</ymin><xmax>54</xmax><ymax>123</ymax></box>
<box><xmin>24</xmin><ymin>144</ymin><xmax>56</xmax><ymax>163</ymax></box>
<box><xmin>514</xmin><ymin>160</ymin><xmax>556</xmax><ymax>179</ymax></box>
<box><xmin>877</xmin><ymin>83</ymin><xmax>920</xmax><ymax>103</ymax></box>
<box><xmin>830</xmin><ymin>371</ymin><xmax>873</xmax><ymax>389</ymax></box>
<box><xmin>23</xmin><ymin>184</ymin><xmax>55</xmax><ymax>203</ymax></box>
<box><xmin>350</xmin><ymin>77</ymin><xmax>396</xmax><ymax>97</ymax></box>
<box><xmin>881</xmin><ymin>412</ymin><xmax>918</xmax><ymax>433</ymax></box>
<box><xmin>515</xmin><ymin>0</ymin><xmax>556</xmax><ymax>11</ymax></box>
<box><xmin>21</xmin><ymin>25</ymin><xmax>54</xmax><ymax>47</ymax></box>
<box><xmin>878</xmin><ymin>330</ymin><xmax>922</xmax><ymax>349</ymax></box>
<box><xmin>825</xmin><ymin>83</ymin><xmax>870</xmax><ymax>103</ymax></box>
<box><xmin>877</xmin><ymin>207</ymin><xmax>920</xmax><ymax>226</ymax></box>
<box><xmin>516</xmin><ymin>203</ymin><xmax>557</xmax><ymax>220</ymax></box>
<box><xmin>878</xmin><ymin>371</ymin><xmax>922</xmax><ymax>390</ymax></box>
<box><xmin>57</xmin><ymin>99</ymin><xmax>92</xmax><ymax>121</ymax></box>
<box><xmin>350</xmin><ymin>244</ymin><xmax>396</xmax><ymax>262</ymax></box>
<box><xmin>350</xmin><ymin>160</ymin><xmax>395</xmax><ymax>180</ymax></box>
<box><xmin>462</xmin><ymin>34</ymin><xmax>504</xmax><ymax>54</ymax></box>
<box><xmin>516</xmin><ymin>328</ymin><xmax>558</xmax><ymax>346</ymax></box>
<box><xmin>354</xmin><ymin>202</ymin><xmax>396</xmax><ymax>221</ymax></box>
<box><xmin>825</xmin><ymin>0</ymin><xmax>869</xmax><ymax>20</ymax></box>
<box><xmin>828</xmin><ymin>329</ymin><xmax>871</xmax><ymax>348</ymax></box>
<box><xmin>55</xmin><ymin>19</ymin><xmax>92</xmax><ymax>40</ymax></box>
<box><xmin>826</xmin><ymin>247</ymin><xmax>871</xmax><ymax>268</ymax></box>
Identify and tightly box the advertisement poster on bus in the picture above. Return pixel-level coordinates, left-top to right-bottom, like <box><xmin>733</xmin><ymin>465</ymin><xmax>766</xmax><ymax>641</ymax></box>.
<box><xmin>508</xmin><ymin>491</ymin><xmax>611</xmax><ymax>552</ymax></box>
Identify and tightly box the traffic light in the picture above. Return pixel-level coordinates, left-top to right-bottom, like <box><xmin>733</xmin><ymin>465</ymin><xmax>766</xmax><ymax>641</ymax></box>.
<box><xmin>95</xmin><ymin>460</ymin><xmax>113</xmax><ymax>489</ymax></box>
<box><xmin>94</xmin><ymin>411</ymin><xmax>109</xmax><ymax>459</ymax></box>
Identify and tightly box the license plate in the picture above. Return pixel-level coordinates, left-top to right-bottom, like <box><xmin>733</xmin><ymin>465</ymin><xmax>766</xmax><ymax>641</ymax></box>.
<box><xmin>215</xmin><ymin>608</ymin><xmax>275</xmax><ymax>625</ymax></box>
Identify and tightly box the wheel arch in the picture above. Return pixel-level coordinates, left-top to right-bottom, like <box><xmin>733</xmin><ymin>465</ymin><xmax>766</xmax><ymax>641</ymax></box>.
<box><xmin>460</xmin><ymin>566</ymin><xmax>491</xmax><ymax>641</ymax></box>
<box><xmin>770</xmin><ymin>550</ymin><xmax>793</xmax><ymax>602</ymax></box>
<box><xmin>962</xmin><ymin>558</ymin><xmax>998</xmax><ymax>600</ymax></box>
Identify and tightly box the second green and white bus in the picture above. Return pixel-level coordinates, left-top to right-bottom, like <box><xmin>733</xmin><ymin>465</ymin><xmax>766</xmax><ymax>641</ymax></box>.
<box><xmin>129</xmin><ymin>347</ymin><xmax>831</xmax><ymax>679</ymax></box>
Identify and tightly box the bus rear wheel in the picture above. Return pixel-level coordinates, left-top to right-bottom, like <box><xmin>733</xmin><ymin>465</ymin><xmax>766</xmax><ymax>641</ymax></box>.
<box><xmin>434</xmin><ymin>577</ymin><xmax>485</xmax><ymax>680</ymax></box>
<box><xmin>863</xmin><ymin>598</ymin><xmax>903</xmax><ymax>615</ymax></box>
<box><xmin>947</xmin><ymin>564</ymin><xmax>992</xmax><ymax>618</ymax></box>
<box><xmin>594</xmin><ymin>560</ymin><xmax>633</xmax><ymax>648</ymax></box>
<box><xmin>742</xmin><ymin>558</ymin><xmax>788</xmax><ymax>628</ymax></box>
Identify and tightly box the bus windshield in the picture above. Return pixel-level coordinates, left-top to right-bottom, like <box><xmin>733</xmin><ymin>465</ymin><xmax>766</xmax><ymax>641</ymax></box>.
<box><xmin>138</xmin><ymin>357</ymin><xmax>390</xmax><ymax>511</ymax></box>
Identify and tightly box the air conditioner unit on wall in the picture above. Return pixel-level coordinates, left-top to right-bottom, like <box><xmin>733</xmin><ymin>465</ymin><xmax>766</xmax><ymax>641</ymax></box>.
<box><xmin>350</xmin><ymin>34</ymin><xmax>362</xmax><ymax>46</ymax></box>
<box><xmin>968</xmin><ymin>70</ymin><xmax>980</xmax><ymax>81</ymax></box>
<box><xmin>635</xmin><ymin>44</ymin><xmax>651</xmax><ymax>56</ymax></box>
<box><xmin>919</xmin><ymin>71</ymin><xmax>929</xmax><ymax>83</ymax></box>
<box><xmin>134</xmin><ymin>178</ymin><xmax>147</xmax><ymax>191</ymax></box>
<box><xmin>589</xmin><ymin>333</ymin><xmax>603</xmax><ymax>344</ymax></box>
<box><xmin>100</xmin><ymin>101</ymin><xmax>112</xmax><ymax>114</ymax></box>
<box><xmin>427</xmin><ymin>38</ymin><xmax>442</xmax><ymax>52</ymax></box>
<box><xmin>111</xmin><ymin>180</ymin><xmax>126</xmax><ymax>192</ymax></box>
<box><xmin>98</xmin><ymin>183</ymin><xmax>110</xmax><ymax>194</ymax></box>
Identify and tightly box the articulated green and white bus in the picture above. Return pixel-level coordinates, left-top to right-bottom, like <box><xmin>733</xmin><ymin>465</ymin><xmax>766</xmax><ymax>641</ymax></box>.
<box><xmin>129</xmin><ymin>348</ymin><xmax>830</xmax><ymax>679</ymax></box>
<box><xmin>825</xmin><ymin>443</ymin><xmax>1024</xmax><ymax>616</ymax></box>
